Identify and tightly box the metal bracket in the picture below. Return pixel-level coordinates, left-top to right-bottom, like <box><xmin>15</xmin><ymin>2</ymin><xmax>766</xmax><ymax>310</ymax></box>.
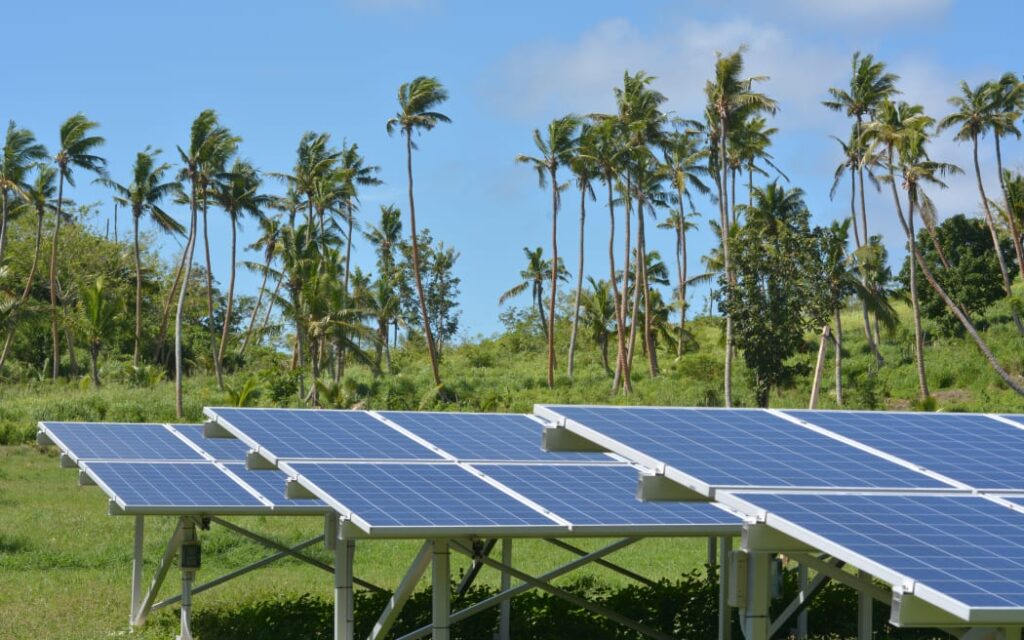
<box><xmin>245</xmin><ymin>450</ymin><xmax>275</xmax><ymax>470</ymax></box>
<box><xmin>637</xmin><ymin>472</ymin><xmax>710</xmax><ymax>502</ymax></box>
<box><xmin>541</xmin><ymin>426</ymin><xmax>608</xmax><ymax>452</ymax></box>
<box><xmin>285</xmin><ymin>479</ymin><xmax>316</xmax><ymax>499</ymax></box>
<box><xmin>202</xmin><ymin>420</ymin><xmax>234</xmax><ymax>439</ymax></box>
<box><xmin>742</xmin><ymin>523</ymin><xmax>816</xmax><ymax>553</ymax></box>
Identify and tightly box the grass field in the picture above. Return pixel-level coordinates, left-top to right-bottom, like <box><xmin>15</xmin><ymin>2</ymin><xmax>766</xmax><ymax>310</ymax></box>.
<box><xmin>0</xmin><ymin>445</ymin><xmax>712</xmax><ymax>640</ymax></box>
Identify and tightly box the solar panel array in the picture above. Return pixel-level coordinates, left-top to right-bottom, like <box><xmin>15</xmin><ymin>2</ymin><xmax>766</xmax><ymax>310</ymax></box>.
<box><xmin>203</xmin><ymin>408</ymin><xmax>743</xmax><ymax>536</ymax></box>
<box><xmin>535</xmin><ymin>404</ymin><xmax>1024</xmax><ymax>623</ymax></box>
<box><xmin>38</xmin><ymin>421</ymin><xmax>327</xmax><ymax>514</ymax></box>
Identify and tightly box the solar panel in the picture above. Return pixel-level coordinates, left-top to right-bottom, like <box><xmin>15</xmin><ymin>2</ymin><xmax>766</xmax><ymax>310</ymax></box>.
<box><xmin>82</xmin><ymin>462</ymin><xmax>266</xmax><ymax>513</ymax></box>
<box><xmin>171</xmin><ymin>424</ymin><xmax>251</xmax><ymax>461</ymax></box>
<box><xmin>285</xmin><ymin>462</ymin><xmax>564</xmax><ymax>532</ymax></box>
<box><xmin>205</xmin><ymin>408</ymin><xmax>442</xmax><ymax>461</ymax></box>
<box><xmin>730</xmin><ymin>492</ymin><xmax>1024</xmax><ymax>610</ymax></box>
<box><xmin>785</xmin><ymin>410</ymin><xmax>1024</xmax><ymax>490</ymax></box>
<box><xmin>536</xmin><ymin>405</ymin><xmax>949</xmax><ymax>491</ymax></box>
<box><xmin>39</xmin><ymin>422</ymin><xmax>204</xmax><ymax>462</ymax></box>
<box><xmin>378</xmin><ymin>411</ymin><xmax>611</xmax><ymax>462</ymax></box>
<box><xmin>476</xmin><ymin>463</ymin><xmax>740</xmax><ymax>530</ymax></box>
<box><xmin>999</xmin><ymin>415</ymin><xmax>1024</xmax><ymax>429</ymax></box>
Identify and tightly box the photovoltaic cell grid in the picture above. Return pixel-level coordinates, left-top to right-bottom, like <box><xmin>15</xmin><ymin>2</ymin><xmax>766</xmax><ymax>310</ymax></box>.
<box><xmin>478</xmin><ymin>463</ymin><xmax>735</xmax><ymax>527</ymax></box>
<box><xmin>734</xmin><ymin>492</ymin><xmax>1024</xmax><ymax>608</ymax></box>
<box><xmin>40</xmin><ymin>422</ymin><xmax>204</xmax><ymax>462</ymax></box>
<box><xmin>786</xmin><ymin>410</ymin><xmax>1024</xmax><ymax>490</ymax></box>
<box><xmin>206</xmin><ymin>408</ymin><xmax>442</xmax><ymax>460</ymax></box>
<box><xmin>378</xmin><ymin>411</ymin><xmax>610</xmax><ymax>461</ymax></box>
<box><xmin>539</xmin><ymin>406</ymin><xmax>948</xmax><ymax>490</ymax></box>
<box><xmin>286</xmin><ymin>462</ymin><xmax>561</xmax><ymax>529</ymax></box>
<box><xmin>223</xmin><ymin>464</ymin><xmax>326</xmax><ymax>509</ymax></box>
<box><xmin>172</xmin><ymin>424</ymin><xmax>251</xmax><ymax>461</ymax></box>
<box><xmin>83</xmin><ymin>462</ymin><xmax>265</xmax><ymax>510</ymax></box>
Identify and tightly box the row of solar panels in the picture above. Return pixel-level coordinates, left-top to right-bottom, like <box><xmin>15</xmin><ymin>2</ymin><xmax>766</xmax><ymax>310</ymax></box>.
<box><xmin>537</xmin><ymin>406</ymin><xmax>1024</xmax><ymax>622</ymax></box>
<box><xmin>38</xmin><ymin>412</ymin><xmax>742</xmax><ymax>536</ymax></box>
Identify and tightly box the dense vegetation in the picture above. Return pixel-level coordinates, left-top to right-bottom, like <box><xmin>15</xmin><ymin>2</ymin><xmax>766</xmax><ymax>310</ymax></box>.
<box><xmin>2</xmin><ymin>48</ymin><xmax>1024</xmax><ymax>436</ymax></box>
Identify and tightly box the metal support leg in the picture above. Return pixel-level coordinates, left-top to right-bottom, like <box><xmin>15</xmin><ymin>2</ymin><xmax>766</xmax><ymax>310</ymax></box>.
<box><xmin>719</xmin><ymin>537</ymin><xmax>732</xmax><ymax>640</ymax></box>
<box><xmin>797</xmin><ymin>564</ymin><xmax>808</xmax><ymax>640</ymax></box>
<box><xmin>370</xmin><ymin>541</ymin><xmax>434</xmax><ymax>640</ymax></box>
<box><xmin>708</xmin><ymin>536</ymin><xmax>718</xmax><ymax>568</ymax></box>
<box><xmin>131</xmin><ymin>516</ymin><xmax>144</xmax><ymax>625</ymax></box>
<box><xmin>134</xmin><ymin>518</ymin><xmax>183</xmax><ymax>627</ymax></box>
<box><xmin>433</xmin><ymin>539</ymin><xmax>451</xmax><ymax>640</ymax></box>
<box><xmin>498</xmin><ymin>538</ymin><xmax>511</xmax><ymax>640</ymax></box>
<box><xmin>334</xmin><ymin>535</ymin><xmax>355</xmax><ymax>640</ymax></box>
<box><xmin>743</xmin><ymin>552</ymin><xmax>771</xmax><ymax>640</ymax></box>
<box><xmin>178</xmin><ymin>519</ymin><xmax>197</xmax><ymax>640</ymax></box>
<box><xmin>858</xmin><ymin>570</ymin><xmax>872</xmax><ymax>640</ymax></box>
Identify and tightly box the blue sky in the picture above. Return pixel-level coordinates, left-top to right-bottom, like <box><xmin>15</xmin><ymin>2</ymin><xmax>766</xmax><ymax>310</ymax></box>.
<box><xmin>5</xmin><ymin>0</ymin><xmax>1023</xmax><ymax>337</ymax></box>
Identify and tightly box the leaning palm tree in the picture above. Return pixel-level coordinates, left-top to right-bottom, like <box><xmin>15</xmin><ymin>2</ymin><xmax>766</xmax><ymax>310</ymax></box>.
<box><xmin>386</xmin><ymin>76</ymin><xmax>451</xmax><ymax>389</ymax></box>
<box><xmin>212</xmin><ymin>159</ymin><xmax>267</xmax><ymax>375</ymax></box>
<box><xmin>49</xmin><ymin>114</ymin><xmax>107</xmax><ymax>379</ymax></box>
<box><xmin>97</xmin><ymin>147</ymin><xmax>181</xmax><ymax>366</ymax></box>
<box><xmin>175</xmin><ymin>110</ymin><xmax>238</xmax><ymax>416</ymax></box>
<box><xmin>0</xmin><ymin>165</ymin><xmax>56</xmax><ymax>369</ymax></box>
<box><xmin>939</xmin><ymin>80</ymin><xmax>1023</xmax><ymax>334</ymax></box>
<box><xmin>565</xmin><ymin>124</ymin><xmax>597</xmax><ymax>379</ymax></box>
<box><xmin>517</xmin><ymin>115</ymin><xmax>580</xmax><ymax>388</ymax></box>
<box><xmin>0</xmin><ymin>122</ymin><xmax>48</xmax><ymax>265</ymax></box>
<box><xmin>704</xmin><ymin>47</ymin><xmax>777</xmax><ymax>407</ymax></box>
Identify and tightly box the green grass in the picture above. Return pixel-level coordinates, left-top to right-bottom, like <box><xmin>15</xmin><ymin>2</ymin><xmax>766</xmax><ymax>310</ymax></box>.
<box><xmin>0</xmin><ymin>445</ymin><xmax>710</xmax><ymax>640</ymax></box>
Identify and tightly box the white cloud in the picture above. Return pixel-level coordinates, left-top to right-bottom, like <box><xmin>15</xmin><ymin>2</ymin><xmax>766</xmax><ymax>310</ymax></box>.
<box><xmin>483</xmin><ymin>17</ymin><xmax>849</xmax><ymax>132</ymax></box>
<box><xmin>780</xmin><ymin>0</ymin><xmax>952</xmax><ymax>23</ymax></box>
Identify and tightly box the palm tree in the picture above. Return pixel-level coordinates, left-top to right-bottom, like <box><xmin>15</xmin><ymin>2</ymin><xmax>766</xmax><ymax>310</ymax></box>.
<box><xmin>704</xmin><ymin>47</ymin><xmax>777</xmax><ymax>407</ymax></box>
<box><xmin>823</xmin><ymin>51</ymin><xmax>900</xmax><ymax>242</ymax></box>
<box><xmin>238</xmin><ymin>213</ymin><xmax>281</xmax><ymax>357</ymax></box>
<box><xmin>212</xmin><ymin>159</ymin><xmax>267</xmax><ymax>375</ymax></box>
<box><xmin>386</xmin><ymin>76</ymin><xmax>451</xmax><ymax>389</ymax></box>
<box><xmin>566</xmin><ymin>124</ymin><xmax>597</xmax><ymax>379</ymax></box>
<box><xmin>0</xmin><ymin>122</ymin><xmax>48</xmax><ymax>265</ymax></box>
<box><xmin>76</xmin><ymin>276</ymin><xmax>120</xmax><ymax>388</ymax></box>
<box><xmin>580</xmin><ymin>277</ymin><xmax>616</xmax><ymax>374</ymax></box>
<box><xmin>97</xmin><ymin>147</ymin><xmax>181</xmax><ymax>366</ymax></box>
<box><xmin>0</xmin><ymin>165</ymin><xmax>56</xmax><ymax>369</ymax></box>
<box><xmin>939</xmin><ymin>80</ymin><xmax>1023</xmax><ymax>334</ymax></box>
<box><xmin>517</xmin><ymin>114</ymin><xmax>579</xmax><ymax>388</ymax></box>
<box><xmin>661</xmin><ymin>129</ymin><xmax>709</xmax><ymax>355</ymax></box>
<box><xmin>175</xmin><ymin>110</ymin><xmax>238</xmax><ymax>416</ymax></box>
<box><xmin>337</xmin><ymin>143</ymin><xmax>382</xmax><ymax>295</ymax></box>
<box><xmin>48</xmin><ymin>114</ymin><xmax>107</xmax><ymax>380</ymax></box>
<box><xmin>990</xmin><ymin>73</ymin><xmax>1024</xmax><ymax>286</ymax></box>
<box><xmin>865</xmin><ymin>101</ymin><xmax>934</xmax><ymax>400</ymax></box>
<box><xmin>626</xmin><ymin>155</ymin><xmax>669</xmax><ymax>377</ymax></box>
<box><xmin>498</xmin><ymin>246</ymin><xmax>569</xmax><ymax>337</ymax></box>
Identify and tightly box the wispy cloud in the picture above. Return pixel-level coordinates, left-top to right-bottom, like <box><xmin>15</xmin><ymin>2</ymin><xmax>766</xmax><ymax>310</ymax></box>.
<box><xmin>779</xmin><ymin>0</ymin><xmax>952</xmax><ymax>23</ymax></box>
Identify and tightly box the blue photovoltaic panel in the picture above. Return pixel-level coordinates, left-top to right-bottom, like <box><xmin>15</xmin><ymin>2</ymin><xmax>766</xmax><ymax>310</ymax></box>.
<box><xmin>172</xmin><ymin>424</ymin><xmax>250</xmax><ymax>461</ymax></box>
<box><xmin>84</xmin><ymin>462</ymin><xmax>264</xmax><ymax>509</ymax></box>
<box><xmin>1000</xmin><ymin>415</ymin><xmax>1024</xmax><ymax>429</ymax></box>
<box><xmin>222</xmin><ymin>464</ymin><xmax>327</xmax><ymax>510</ymax></box>
<box><xmin>787</xmin><ymin>410</ymin><xmax>1024</xmax><ymax>490</ymax></box>
<box><xmin>41</xmin><ymin>422</ymin><xmax>204</xmax><ymax>461</ymax></box>
<box><xmin>207</xmin><ymin>408</ymin><xmax>441</xmax><ymax>460</ymax></box>
<box><xmin>737</xmin><ymin>492</ymin><xmax>1024</xmax><ymax>608</ymax></box>
<box><xmin>379</xmin><ymin>411</ymin><xmax>608</xmax><ymax>461</ymax></box>
<box><xmin>542</xmin><ymin>406</ymin><xmax>947</xmax><ymax>489</ymax></box>
<box><xmin>478</xmin><ymin>464</ymin><xmax>740</xmax><ymax>527</ymax></box>
<box><xmin>288</xmin><ymin>462</ymin><xmax>559</xmax><ymax>529</ymax></box>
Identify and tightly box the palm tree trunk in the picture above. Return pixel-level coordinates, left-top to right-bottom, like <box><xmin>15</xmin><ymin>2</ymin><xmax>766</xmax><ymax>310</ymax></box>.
<box><xmin>309</xmin><ymin>337</ymin><xmax>320</xmax><ymax>407</ymax></box>
<box><xmin>625</xmin><ymin>198</ymin><xmax>642</xmax><ymax>377</ymax></box>
<box><xmin>63</xmin><ymin>316</ymin><xmax>78</xmax><ymax>376</ymax></box>
<box><xmin>606</xmin><ymin>179</ymin><xmax>629</xmax><ymax>394</ymax></box>
<box><xmin>217</xmin><ymin>218</ymin><xmax>238</xmax><ymax>372</ymax></box>
<box><xmin>0</xmin><ymin>192</ymin><xmax>9</xmax><ymax>266</ymax></box>
<box><xmin>995</xmin><ymin>135</ymin><xmax>1024</xmax><ymax>286</ymax></box>
<box><xmin>176</xmin><ymin>194</ymin><xmax>199</xmax><ymax>418</ymax></box>
<box><xmin>834</xmin><ymin>309</ymin><xmax>843</xmax><ymax>406</ymax></box>
<box><xmin>566</xmin><ymin>187</ymin><xmax>586</xmax><ymax>379</ymax></box>
<box><xmin>972</xmin><ymin>135</ymin><xmax>1024</xmax><ymax>334</ymax></box>
<box><xmin>637</xmin><ymin>203</ymin><xmax>657</xmax><ymax>377</ymax></box>
<box><xmin>239</xmin><ymin>260</ymin><xmax>271</xmax><ymax>357</ymax></box>
<box><xmin>254</xmin><ymin>276</ymin><xmax>281</xmax><ymax>350</ymax></box>
<box><xmin>808</xmin><ymin>324</ymin><xmax>830</xmax><ymax>409</ymax></box>
<box><xmin>720</xmin><ymin>117</ymin><xmax>734</xmax><ymax>408</ymax></box>
<box><xmin>856</xmin><ymin>115</ymin><xmax>869</xmax><ymax>241</ymax></box>
<box><xmin>0</xmin><ymin>207</ymin><xmax>46</xmax><ymax>369</ymax></box>
<box><xmin>674</xmin><ymin>201</ymin><xmax>686</xmax><ymax>357</ymax></box>
<box><xmin>852</xmin><ymin>164</ymin><xmax>882</xmax><ymax>367</ymax></box>
<box><xmin>617</xmin><ymin>175</ymin><xmax>634</xmax><ymax>393</ymax></box>
<box><xmin>405</xmin><ymin>130</ymin><xmax>442</xmax><ymax>388</ymax></box>
<box><xmin>535</xmin><ymin>284</ymin><xmax>547</xmax><ymax>337</ymax></box>
<box><xmin>133</xmin><ymin>215</ymin><xmax>142</xmax><ymax>367</ymax></box>
<box><xmin>49</xmin><ymin>171</ymin><xmax>66</xmax><ymax>380</ymax></box>
<box><xmin>202</xmin><ymin>202</ymin><xmax>224</xmax><ymax>389</ymax></box>
<box><xmin>155</xmin><ymin>248</ymin><xmax>187</xmax><ymax>364</ymax></box>
<box><xmin>547</xmin><ymin>164</ymin><xmax>559</xmax><ymax>389</ymax></box>
<box><xmin>89</xmin><ymin>346</ymin><xmax>101</xmax><ymax>388</ymax></box>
